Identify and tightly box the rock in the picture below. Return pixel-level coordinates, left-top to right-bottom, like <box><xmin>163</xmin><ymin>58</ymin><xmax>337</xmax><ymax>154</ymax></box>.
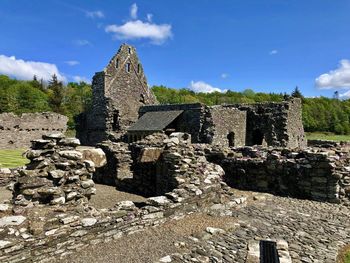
<box><xmin>43</xmin><ymin>133</ymin><xmax>65</xmax><ymax>139</ymax></box>
<box><xmin>115</xmin><ymin>201</ymin><xmax>135</xmax><ymax>210</ymax></box>
<box><xmin>58</xmin><ymin>150</ymin><xmax>83</xmax><ymax>160</ymax></box>
<box><xmin>49</xmin><ymin>170</ymin><xmax>66</xmax><ymax>179</ymax></box>
<box><xmin>81</xmin><ymin>179</ymin><xmax>95</xmax><ymax>189</ymax></box>
<box><xmin>81</xmin><ymin>218</ymin><xmax>97</xmax><ymax>227</ymax></box>
<box><xmin>58</xmin><ymin>138</ymin><xmax>81</xmax><ymax>146</ymax></box>
<box><xmin>0</xmin><ymin>168</ymin><xmax>11</xmax><ymax>174</ymax></box>
<box><xmin>147</xmin><ymin>196</ymin><xmax>171</xmax><ymax>206</ymax></box>
<box><xmin>0</xmin><ymin>216</ymin><xmax>26</xmax><ymax>227</ymax></box>
<box><xmin>0</xmin><ymin>204</ymin><xmax>10</xmax><ymax>211</ymax></box>
<box><xmin>51</xmin><ymin>196</ymin><xmax>65</xmax><ymax>205</ymax></box>
<box><xmin>158</xmin><ymin>255</ymin><xmax>172</xmax><ymax>262</ymax></box>
<box><xmin>206</xmin><ymin>227</ymin><xmax>226</xmax><ymax>235</ymax></box>
<box><xmin>77</xmin><ymin>147</ymin><xmax>107</xmax><ymax>167</ymax></box>
<box><xmin>0</xmin><ymin>240</ymin><xmax>12</xmax><ymax>249</ymax></box>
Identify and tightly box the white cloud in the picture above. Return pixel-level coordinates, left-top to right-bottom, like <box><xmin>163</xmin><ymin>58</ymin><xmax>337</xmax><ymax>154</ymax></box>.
<box><xmin>147</xmin><ymin>13</ymin><xmax>153</xmax><ymax>22</ymax></box>
<box><xmin>73</xmin><ymin>39</ymin><xmax>92</xmax><ymax>46</ymax></box>
<box><xmin>86</xmin><ymin>10</ymin><xmax>104</xmax><ymax>19</ymax></box>
<box><xmin>105</xmin><ymin>4</ymin><xmax>172</xmax><ymax>45</ymax></box>
<box><xmin>188</xmin><ymin>81</ymin><xmax>225</xmax><ymax>93</ymax></box>
<box><xmin>72</xmin><ymin>75</ymin><xmax>91</xmax><ymax>83</ymax></box>
<box><xmin>339</xmin><ymin>90</ymin><xmax>350</xmax><ymax>99</ymax></box>
<box><xmin>130</xmin><ymin>3</ymin><xmax>138</xmax><ymax>19</ymax></box>
<box><xmin>221</xmin><ymin>73</ymin><xmax>229</xmax><ymax>79</ymax></box>
<box><xmin>0</xmin><ymin>55</ymin><xmax>66</xmax><ymax>82</ymax></box>
<box><xmin>269</xmin><ymin>50</ymin><xmax>278</xmax><ymax>55</ymax></box>
<box><xmin>64</xmin><ymin>60</ymin><xmax>80</xmax><ymax>66</ymax></box>
<box><xmin>315</xmin><ymin>60</ymin><xmax>350</xmax><ymax>89</ymax></box>
<box><xmin>105</xmin><ymin>21</ymin><xmax>172</xmax><ymax>44</ymax></box>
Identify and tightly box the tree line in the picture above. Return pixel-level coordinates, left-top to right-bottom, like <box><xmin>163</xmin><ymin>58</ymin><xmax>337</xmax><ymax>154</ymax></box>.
<box><xmin>1</xmin><ymin>74</ymin><xmax>349</xmax><ymax>135</ymax></box>
<box><xmin>0</xmin><ymin>74</ymin><xmax>91</xmax><ymax>130</ymax></box>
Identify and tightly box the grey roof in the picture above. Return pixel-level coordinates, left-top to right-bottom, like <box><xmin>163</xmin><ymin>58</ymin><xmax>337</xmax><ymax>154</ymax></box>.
<box><xmin>128</xmin><ymin>110</ymin><xmax>183</xmax><ymax>132</ymax></box>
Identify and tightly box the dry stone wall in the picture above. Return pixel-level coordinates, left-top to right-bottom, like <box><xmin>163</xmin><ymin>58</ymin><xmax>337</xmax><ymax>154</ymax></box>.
<box><xmin>0</xmin><ymin>112</ymin><xmax>68</xmax><ymax>149</ymax></box>
<box><xmin>206</xmin><ymin>145</ymin><xmax>350</xmax><ymax>205</ymax></box>
<box><xmin>13</xmin><ymin>134</ymin><xmax>96</xmax><ymax>206</ymax></box>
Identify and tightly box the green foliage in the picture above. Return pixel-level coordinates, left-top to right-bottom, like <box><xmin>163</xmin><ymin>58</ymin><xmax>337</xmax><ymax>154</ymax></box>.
<box><xmin>0</xmin><ymin>74</ymin><xmax>92</xmax><ymax>131</ymax></box>
<box><xmin>151</xmin><ymin>85</ymin><xmax>284</xmax><ymax>105</ymax></box>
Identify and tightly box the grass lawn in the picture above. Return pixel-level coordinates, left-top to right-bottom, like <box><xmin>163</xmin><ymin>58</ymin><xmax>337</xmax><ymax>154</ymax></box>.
<box><xmin>0</xmin><ymin>149</ymin><xmax>28</xmax><ymax>168</ymax></box>
<box><xmin>306</xmin><ymin>132</ymin><xmax>350</xmax><ymax>142</ymax></box>
<box><xmin>346</xmin><ymin>252</ymin><xmax>350</xmax><ymax>263</ymax></box>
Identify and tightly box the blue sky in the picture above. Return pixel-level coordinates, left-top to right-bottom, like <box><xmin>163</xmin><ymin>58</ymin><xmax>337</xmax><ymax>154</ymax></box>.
<box><xmin>0</xmin><ymin>0</ymin><xmax>350</xmax><ymax>97</ymax></box>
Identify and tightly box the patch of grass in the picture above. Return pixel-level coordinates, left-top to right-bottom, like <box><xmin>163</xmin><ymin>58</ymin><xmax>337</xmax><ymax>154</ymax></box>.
<box><xmin>337</xmin><ymin>245</ymin><xmax>350</xmax><ymax>263</ymax></box>
<box><xmin>345</xmin><ymin>252</ymin><xmax>350</xmax><ymax>263</ymax></box>
<box><xmin>306</xmin><ymin>132</ymin><xmax>350</xmax><ymax>142</ymax></box>
<box><xmin>0</xmin><ymin>149</ymin><xmax>28</xmax><ymax>168</ymax></box>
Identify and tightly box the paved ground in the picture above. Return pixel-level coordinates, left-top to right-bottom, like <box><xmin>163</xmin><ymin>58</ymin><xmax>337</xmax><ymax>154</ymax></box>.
<box><xmin>169</xmin><ymin>193</ymin><xmax>350</xmax><ymax>263</ymax></box>
<box><xmin>57</xmin><ymin>190</ymin><xmax>350</xmax><ymax>263</ymax></box>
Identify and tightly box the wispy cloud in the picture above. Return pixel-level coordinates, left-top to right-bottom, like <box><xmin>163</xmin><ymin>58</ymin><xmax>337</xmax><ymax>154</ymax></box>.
<box><xmin>0</xmin><ymin>55</ymin><xmax>66</xmax><ymax>82</ymax></box>
<box><xmin>86</xmin><ymin>10</ymin><xmax>104</xmax><ymax>19</ymax></box>
<box><xmin>130</xmin><ymin>3</ymin><xmax>138</xmax><ymax>19</ymax></box>
<box><xmin>73</xmin><ymin>39</ymin><xmax>92</xmax><ymax>46</ymax></box>
<box><xmin>72</xmin><ymin>75</ymin><xmax>91</xmax><ymax>83</ymax></box>
<box><xmin>269</xmin><ymin>50</ymin><xmax>278</xmax><ymax>55</ymax></box>
<box><xmin>105</xmin><ymin>4</ymin><xmax>172</xmax><ymax>45</ymax></box>
<box><xmin>64</xmin><ymin>60</ymin><xmax>79</xmax><ymax>66</ymax></box>
<box><xmin>188</xmin><ymin>81</ymin><xmax>226</xmax><ymax>93</ymax></box>
<box><xmin>316</xmin><ymin>59</ymin><xmax>350</xmax><ymax>89</ymax></box>
<box><xmin>221</xmin><ymin>73</ymin><xmax>229</xmax><ymax>79</ymax></box>
<box><xmin>147</xmin><ymin>14</ymin><xmax>153</xmax><ymax>22</ymax></box>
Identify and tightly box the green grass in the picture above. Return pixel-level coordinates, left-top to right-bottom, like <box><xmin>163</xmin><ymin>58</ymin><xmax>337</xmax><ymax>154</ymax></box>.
<box><xmin>0</xmin><ymin>149</ymin><xmax>28</xmax><ymax>168</ymax></box>
<box><xmin>345</xmin><ymin>251</ymin><xmax>350</xmax><ymax>263</ymax></box>
<box><xmin>306</xmin><ymin>132</ymin><xmax>350</xmax><ymax>142</ymax></box>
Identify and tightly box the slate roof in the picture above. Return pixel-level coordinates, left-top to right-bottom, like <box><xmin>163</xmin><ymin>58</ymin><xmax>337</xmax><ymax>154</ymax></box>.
<box><xmin>128</xmin><ymin>110</ymin><xmax>183</xmax><ymax>131</ymax></box>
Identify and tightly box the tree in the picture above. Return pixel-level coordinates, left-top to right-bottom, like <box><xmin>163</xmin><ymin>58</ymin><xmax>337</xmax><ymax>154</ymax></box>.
<box><xmin>291</xmin><ymin>86</ymin><xmax>303</xmax><ymax>99</ymax></box>
<box><xmin>47</xmin><ymin>74</ymin><xmax>65</xmax><ymax>113</ymax></box>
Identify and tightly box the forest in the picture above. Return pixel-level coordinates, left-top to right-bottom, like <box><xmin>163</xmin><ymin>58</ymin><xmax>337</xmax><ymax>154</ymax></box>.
<box><xmin>1</xmin><ymin>74</ymin><xmax>349</xmax><ymax>135</ymax></box>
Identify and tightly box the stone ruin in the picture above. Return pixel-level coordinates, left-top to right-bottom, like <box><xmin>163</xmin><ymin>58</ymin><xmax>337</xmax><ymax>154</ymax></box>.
<box><xmin>0</xmin><ymin>112</ymin><xmax>68</xmax><ymax>149</ymax></box>
<box><xmin>76</xmin><ymin>43</ymin><xmax>305</xmax><ymax>149</ymax></box>
<box><xmin>0</xmin><ymin>43</ymin><xmax>349</xmax><ymax>262</ymax></box>
<box><xmin>13</xmin><ymin>134</ymin><xmax>96</xmax><ymax>206</ymax></box>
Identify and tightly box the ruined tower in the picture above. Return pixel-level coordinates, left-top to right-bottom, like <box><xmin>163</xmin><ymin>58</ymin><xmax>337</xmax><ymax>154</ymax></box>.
<box><xmin>77</xmin><ymin>44</ymin><xmax>158</xmax><ymax>145</ymax></box>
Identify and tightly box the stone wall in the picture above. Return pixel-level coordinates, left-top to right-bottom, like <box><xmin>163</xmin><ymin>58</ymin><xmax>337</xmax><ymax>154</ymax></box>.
<box><xmin>209</xmin><ymin>105</ymin><xmax>246</xmax><ymax>147</ymax></box>
<box><xmin>230</xmin><ymin>98</ymin><xmax>306</xmax><ymax>148</ymax></box>
<box><xmin>206</xmin><ymin>146</ymin><xmax>350</xmax><ymax>205</ymax></box>
<box><xmin>14</xmin><ymin>134</ymin><xmax>96</xmax><ymax>206</ymax></box>
<box><xmin>0</xmin><ymin>112</ymin><xmax>68</xmax><ymax>149</ymax></box>
<box><xmin>77</xmin><ymin>44</ymin><xmax>158</xmax><ymax>145</ymax></box>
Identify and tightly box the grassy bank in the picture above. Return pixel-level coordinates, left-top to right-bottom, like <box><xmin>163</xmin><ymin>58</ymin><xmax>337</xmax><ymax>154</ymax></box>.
<box><xmin>306</xmin><ymin>132</ymin><xmax>350</xmax><ymax>142</ymax></box>
<box><xmin>0</xmin><ymin>149</ymin><xmax>28</xmax><ymax>168</ymax></box>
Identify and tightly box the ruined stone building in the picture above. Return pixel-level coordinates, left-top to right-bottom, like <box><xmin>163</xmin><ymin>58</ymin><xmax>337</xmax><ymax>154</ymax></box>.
<box><xmin>77</xmin><ymin>43</ymin><xmax>306</xmax><ymax>148</ymax></box>
<box><xmin>77</xmin><ymin>44</ymin><xmax>158</xmax><ymax>145</ymax></box>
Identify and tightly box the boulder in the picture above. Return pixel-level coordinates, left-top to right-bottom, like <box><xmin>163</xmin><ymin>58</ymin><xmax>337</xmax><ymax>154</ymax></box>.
<box><xmin>77</xmin><ymin>147</ymin><xmax>107</xmax><ymax>167</ymax></box>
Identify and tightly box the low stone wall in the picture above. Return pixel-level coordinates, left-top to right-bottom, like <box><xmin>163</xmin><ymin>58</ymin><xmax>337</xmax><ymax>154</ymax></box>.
<box><xmin>206</xmin><ymin>146</ymin><xmax>350</xmax><ymax>205</ymax></box>
<box><xmin>0</xmin><ymin>132</ymin><xmax>242</xmax><ymax>262</ymax></box>
<box><xmin>0</xmin><ymin>112</ymin><xmax>68</xmax><ymax>149</ymax></box>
